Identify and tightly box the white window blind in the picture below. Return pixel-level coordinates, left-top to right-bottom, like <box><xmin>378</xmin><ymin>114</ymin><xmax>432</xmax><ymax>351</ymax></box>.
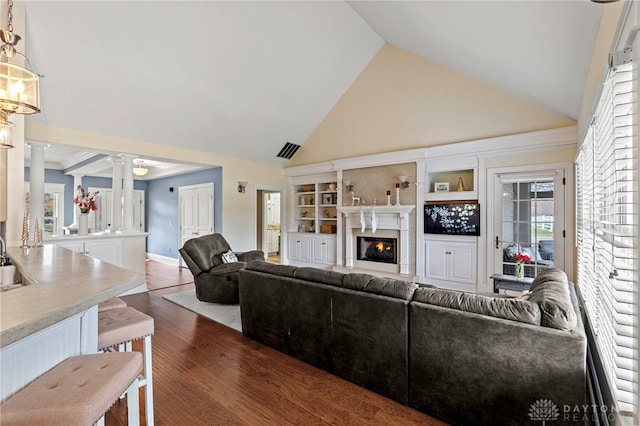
<box><xmin>576</xmin><ymin>61</ymin><xmax>638</xmax><ymax>416</ymax></box>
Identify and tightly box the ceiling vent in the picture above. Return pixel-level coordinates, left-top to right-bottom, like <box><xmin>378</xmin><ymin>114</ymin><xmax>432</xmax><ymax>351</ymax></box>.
<box><xmin>276</xmin><ymin>142</ymin><xmax>301</xmax><ymax>160</ymax></box>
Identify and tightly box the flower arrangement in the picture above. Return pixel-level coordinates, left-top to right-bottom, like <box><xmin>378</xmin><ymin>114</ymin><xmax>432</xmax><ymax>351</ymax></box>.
<box><xmin>514</xmin><ymin>252</ymin><xmax>531</xmax><ymax>280</ymax></box>
<box><xmin>74</xmin><ymin>185</ymin><xmax>99</xmax><ymax>213</ymax></box>
<box><xmin>515</xmin><ymin>252</ymin><xmax>532</xmax><ymax>264</ymax></box>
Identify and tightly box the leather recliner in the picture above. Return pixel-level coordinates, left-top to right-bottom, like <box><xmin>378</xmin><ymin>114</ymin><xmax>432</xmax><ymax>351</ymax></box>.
<box><xmin>179</xmin><ymin>233</ymin><xmax>264</xmax><ymax>304</ymax></box>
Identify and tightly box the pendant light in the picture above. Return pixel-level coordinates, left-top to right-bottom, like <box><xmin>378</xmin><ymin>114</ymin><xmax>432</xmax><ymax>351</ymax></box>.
<box><xmin>0</xmin><ymin>0</ymin><xmax>40</xmax><ymax>149</ymax></box>
<box><xmin>133</xmin><ymin>160</ymin><xmax>149</xmax><ymax>176</ymax></box>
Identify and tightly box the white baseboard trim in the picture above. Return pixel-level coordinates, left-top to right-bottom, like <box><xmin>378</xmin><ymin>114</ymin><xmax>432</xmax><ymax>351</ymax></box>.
<box><xmin>147</xmin><ymin>252</ymin><xmax>180</xmax><ymax>267</ymax></box>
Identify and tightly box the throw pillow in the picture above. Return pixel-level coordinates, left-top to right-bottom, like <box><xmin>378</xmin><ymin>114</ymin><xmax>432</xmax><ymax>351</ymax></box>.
<box><xmin>221</xmin><ymin>250</ymin><xmax>238</xmax><ymax>264</ymax></box>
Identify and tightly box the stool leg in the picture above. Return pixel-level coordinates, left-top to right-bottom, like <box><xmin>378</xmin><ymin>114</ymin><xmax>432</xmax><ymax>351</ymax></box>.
<box><xmin>126</xmin><ymin>377</ymin><xmax>140</xmax><ymax>426</ymax></box>
<box><xmin>143</xmin><ymin>335</ymin><xmax>154</xmax><ymax>426</ymax></box>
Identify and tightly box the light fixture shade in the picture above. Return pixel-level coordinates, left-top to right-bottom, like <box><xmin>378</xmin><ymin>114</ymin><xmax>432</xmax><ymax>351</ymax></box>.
<box><xmin>133</xmin><ymin>162</ymin><xmax>149</xmax><ymax>176</ymax></box>
<box><xmin>0</xmin><ymin>116</ymin><xmax>14</xmax><ymax>148</ymax></box>
<box><xmin>0</xmin><ymin>60</ymin><xmax>40</xmax><ymax>115</ymax></box>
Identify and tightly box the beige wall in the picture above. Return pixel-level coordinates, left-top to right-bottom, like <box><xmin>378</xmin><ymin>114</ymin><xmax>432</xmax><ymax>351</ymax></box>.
<box><xmin>577</xmin><ymin>2</ymin><xmax>625</xmax><ymax>144</ymax></box>
<box><xmin>287</xmin><ymin>43</ymin><xmax>575</xmax><ymax>167</ymax></box>
<box><xmin>23</xmin><ymin>123</ymin><xmax>288</xmax><ymax>252</ymax></box>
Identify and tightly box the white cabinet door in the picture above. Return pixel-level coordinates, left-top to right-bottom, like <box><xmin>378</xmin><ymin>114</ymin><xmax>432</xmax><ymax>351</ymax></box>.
<box><xmin>424</xmin><ymin>237</ymin><xmax>477</xmax><ymax>290</ymax></box>
<box><xmin>425</xmin><ymin>240</ymin><xmax>448</xmax><ymax>281</ymax></box>
<box><xmin>312</xmin><ymin>235</ymin><xmax>336</xmax><ymax>264</ymax></box>
<box><xmin>85</xmin><ymin>240</ymin><xmax>122</xmax><ymax>266</ymax></box>
<box><xmin>450</xmin><ymin>243</ymin><xmax>476</xmax><ymax>284</ymax></box>
<box><xmin>288</xmin><ymin>234</ymin><xmax>311</xmax><ymax>262</ymax></box>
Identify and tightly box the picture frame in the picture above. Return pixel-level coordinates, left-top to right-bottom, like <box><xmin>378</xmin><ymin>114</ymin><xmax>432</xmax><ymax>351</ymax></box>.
<box><xmin>322</xmin><ymin>193</ymin><xmax>334</xmax><ymax>205</ymax></box>
<box><xmin>434</xmin><ymin>182</ymin><xmax>449</xmax><ymax>193</ymax></box>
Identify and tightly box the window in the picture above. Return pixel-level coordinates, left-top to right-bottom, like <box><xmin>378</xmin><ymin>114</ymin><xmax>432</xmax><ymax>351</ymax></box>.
<box><xmin>576</xmin><ymin>61</ymin><xmax>637</xmax><ymax>417</ymax></box>
<box><xmin>24</xmin><ymin>183</ymin><xmax>65</xmax><ymax>237</ymax></box>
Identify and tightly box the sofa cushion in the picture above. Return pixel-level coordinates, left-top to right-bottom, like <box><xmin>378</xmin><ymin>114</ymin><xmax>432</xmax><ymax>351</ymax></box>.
<box><xmin>294</xmin><ymin>268</ymin><xmax>345</xmax><ymax>287</ymax></box>
<box><xmin>413</xmin><ymin>288</ymin><xmax>541</xmax><ymax>325</ymax></box>
<box><xmin>342</xmin><ymin>273</ymin><xmax>375</xmax><ymax>291</ymax></box>
<box><xmin>527</xmin><ymin>268</ymin><xmax>577</xmax><ymax>331</ymax></box>
<box><xmin>363</xmin><ymin>277</ymin><xmax>417</xmax><ymax>301</ymax></box>
<box><xmin>245</xmin><ymin>260</ymin><xmax>297</xmax><ymax>277</ymax></box>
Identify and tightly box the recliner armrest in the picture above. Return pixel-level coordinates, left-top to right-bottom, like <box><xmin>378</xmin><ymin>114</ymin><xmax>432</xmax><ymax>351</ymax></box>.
<box><xmin>208</xmin><ymin>262</ymin><xmax>248</xmax><ymax>276</ymax></box>
<box><xmin>236</xmin><ymin>250</ymin><xmax>265</xmax><ymax>262</ymax></box>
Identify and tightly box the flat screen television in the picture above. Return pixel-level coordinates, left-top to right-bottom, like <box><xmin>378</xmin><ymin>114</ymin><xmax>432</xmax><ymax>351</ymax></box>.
<box><xmin>424</xmin><ymin>202</ymin><xmax>480</xmax><ymax>236</ymax></box>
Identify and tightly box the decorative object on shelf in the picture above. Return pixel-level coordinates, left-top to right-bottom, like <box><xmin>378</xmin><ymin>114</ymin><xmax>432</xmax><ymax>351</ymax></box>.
<box><xmin>0</xmin><ymin>0</ymin><xmax>41</xmax><ymax>150</ymax></box>
<box><xmin>237</xmin><ymin>181</ymin><xmax>247</xmax><ymax>193</ymax></box>
<box><xmin>435</xmin><ymin>182</ymin><xmax>449</xmax><ymax>193</ymax></box>
<box><xmin>371</xmin><ymin>207</ymin><xmax>378</xmax><ymax>234</ymax></box>
<box><xmin>515</xmin><ymin>252</ymin><xmax>531</xmax><ymax>280</ymax></box>
<box><xmin>457</xmin><ymin>177</ymin><xmax>466</xmax><ymax>192</ymax></box>
<box><xmin>33</xmin><ymin>218</ymin><xmax>42</xmax><ymax>247</ymax></box>
<box><xmin>351</xmin><ymin>192</ymin><xmax>360</xmax><ymax>206</ymax></box>
<box><xmin>73</xmin><ymin>185</ymin><xmax>99</xmax><ymax>214</ymax></box>
<box><xmin>399</xmin><ymin>176</ymin><xmax>411</xmax><ymax>189</ymax></box>
<box><xmin>395</xmin><ymin>183</ymin><xmax>401</xmax><ymax>206</ymax></box>
<box><xmin>20</xmin><ymin>207</ymin><xmax>28</xmax><ymax>247</ymax></box>
<box><xmin>133</xmin><ymin>160</ymin><xmax>149</xmax><ymax>176</ymax></box>
<box><xmin>329</xmin><ymin>183</ymin><xmax>336</xmax><ymax>191</ymax></box>
<box><xmin>299</xmin><ymin>195</ymin><xmax>306</xmax><ymax>205</ymax></box>
<box><xmin>322</xmin><ymin>194</ymin><xmax>333</xmax><ymax>205</ymax></box>
<box><xmin>386</xmin><ymin>190</ymin><xmax>391</xmax><ymax>206</ymax></box>
<box><xmin>344</xmin><ymin>180</ymin><xmax>354</xmax><ymax>192</ymax></box>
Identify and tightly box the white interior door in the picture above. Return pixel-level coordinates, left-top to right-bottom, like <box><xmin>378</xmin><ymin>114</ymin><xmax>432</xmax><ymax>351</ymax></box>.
<box><xmin>88</xmin><ymin>187</ymin><xmax>145</xmax><ymax>232</ymax></box>
<box><xmin>491</xmin><ymin>170</ymin><xmax>565</xmax><ymax>279</ymax></box>
<box><xmin>179</xmin><ymin>183</ymin><xmax>214</xmax><ymax>262</ymax></box>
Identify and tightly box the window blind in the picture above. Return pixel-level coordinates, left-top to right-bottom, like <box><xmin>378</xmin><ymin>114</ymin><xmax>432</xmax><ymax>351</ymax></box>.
<box><xmin>576</xmin><ymin>61</ymin><xmax>638</xmax><ymax>416</ymax></box>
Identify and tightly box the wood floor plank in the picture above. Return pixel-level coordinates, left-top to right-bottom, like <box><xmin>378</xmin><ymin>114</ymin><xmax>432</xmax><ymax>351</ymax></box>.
<box><xmin>105</xmin><ymin>262</ymin><xmax>447</xmax><ymax>425</ymax></box>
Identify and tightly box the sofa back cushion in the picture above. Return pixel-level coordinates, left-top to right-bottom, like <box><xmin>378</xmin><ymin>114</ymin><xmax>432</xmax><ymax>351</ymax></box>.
<box><xmin>413</xmin><ymin>288</ymin><xmax>541</xmax><ymax>325</ymax></box>
<box><xmin>527</xmin><ymin>268</ymin><xmax>577</xmax><ymax>331</ymax></box>
<box><xmin>341</xmin><ymin>274</ymin><xmax>417</xmax><ymax>300</ymax></box>
<box><xmin>294</xmin><ymin>267</ymin><xmax>345</xmax><ymax>287</ymax></box>
<box><xmin>245</xmin><ymin>260</ymin><xmax>297</xmax><ymax>277</ymax></box>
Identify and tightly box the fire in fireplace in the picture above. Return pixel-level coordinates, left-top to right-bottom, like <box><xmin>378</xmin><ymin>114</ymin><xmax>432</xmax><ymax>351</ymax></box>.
<box><xmin>356</xmin><ymin>237</ymin><xmax>398</xmax><ymax>264</ymax></box>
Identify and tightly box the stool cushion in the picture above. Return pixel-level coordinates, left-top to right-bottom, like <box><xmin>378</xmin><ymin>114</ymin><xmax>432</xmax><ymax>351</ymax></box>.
<box><xmin>97</xmin><ymin>297</ymin><xmax>127</xmax><ymax>313</ymax></box>
<box><xmin>99</xmin><ymin>307</ymin><xmax>155</xmax><ymax>350</ymax></box>
<box><xmin>0</xmin><ymin>352</ymin><xmax>142</xmax><ymax>426</ymax></box>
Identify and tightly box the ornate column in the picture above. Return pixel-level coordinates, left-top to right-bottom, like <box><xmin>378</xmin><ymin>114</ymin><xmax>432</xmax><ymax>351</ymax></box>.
<box><xmin>27</xmin><ymin>142</ymin><xmax>48</xmax><ymax>238</ymax></box>
<box><xmin>120</xmin><ymin>154</ymin><xmax>135</xmax><ymax>232</ymax></box>
<box><xmin>110</xmin><ymin>157</ymin><xmax>123</xmax><ymax>231</ymax></box>
<box><xmin>68</xmin><ymin>174</ymin><xmax>84</xmax><ymax>229</ymax></box>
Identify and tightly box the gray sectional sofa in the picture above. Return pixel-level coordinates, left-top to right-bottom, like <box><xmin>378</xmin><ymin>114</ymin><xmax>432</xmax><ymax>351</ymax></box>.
<box><xmin>238</xmin><ymin>262</ymin><xmax>586</xmax><ymax>426</ymax></box>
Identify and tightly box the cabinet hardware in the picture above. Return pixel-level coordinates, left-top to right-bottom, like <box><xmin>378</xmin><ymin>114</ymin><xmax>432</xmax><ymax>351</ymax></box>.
<box><xmin>445</xmin><ymin>251</ymin><xmax>452</xmax><ymax>254</ymax></box>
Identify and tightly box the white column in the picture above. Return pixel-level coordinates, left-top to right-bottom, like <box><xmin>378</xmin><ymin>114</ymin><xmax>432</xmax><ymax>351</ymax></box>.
<box><xmin>27</xmin><ymin>142</ymin><xmax>47</xmax><ymax>239</ymax></box>
<box><xmin>110</xmin><ymin>158</ymin><xmax>123</xmax><ymax>231</ymax></box>
<box><xmin>69</xmin><ymin>174</ymin><xmax>84</xmax><ymax>228</ymax></box>
<box><xmin>120</xmin><ymin>154</ymin><xmax>135</xmax><ymax>232</ymax></box>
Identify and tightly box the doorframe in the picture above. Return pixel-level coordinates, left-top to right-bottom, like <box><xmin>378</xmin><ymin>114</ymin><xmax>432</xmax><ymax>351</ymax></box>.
<box><xmin>178</xmin><ymin>182</ymin><xmax>214</xmax><ymax>267</ymax></box>
<box><xmin>254</xmin><ymin>185</ymin><xmax>286</xmax><ymax>264</ymax></box>
<box><xmin>485</xmin><ymin>162</ymin><xmax>574</xmax><ymax>290</ymax></box>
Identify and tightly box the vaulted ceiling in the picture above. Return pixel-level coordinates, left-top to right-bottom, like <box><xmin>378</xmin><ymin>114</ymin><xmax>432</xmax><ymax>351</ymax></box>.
<box><xmin>21</xmin><ymin>1</ymin><xmax>602</xmax><ymax>166</ymax></box>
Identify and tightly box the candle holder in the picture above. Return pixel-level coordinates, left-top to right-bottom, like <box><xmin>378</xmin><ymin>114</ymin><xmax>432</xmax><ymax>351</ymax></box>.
<box><xmin>395</xmin><ymin>184</ymin><xmax>401</xmax><ymax>206</ymax></box>
<box><xmin>386</xmin><ymin>190</ymin><xmax>391</xmax><ymax>206</ymax></box>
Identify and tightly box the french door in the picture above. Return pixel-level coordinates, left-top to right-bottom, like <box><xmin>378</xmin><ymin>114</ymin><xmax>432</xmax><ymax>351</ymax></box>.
<box><xmin>492</xmin><ymin>169</ymin><xmax>566</xmax><ymax>279</ymax></box>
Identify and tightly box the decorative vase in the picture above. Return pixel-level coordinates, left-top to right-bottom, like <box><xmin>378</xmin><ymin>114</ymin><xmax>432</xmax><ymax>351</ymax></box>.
<box><xmin>78</xmin><ymin>212</ymin><xmax>89</xmax><ymax>235</ymax></box>
<box><xmin>515</xmin><ymin>262</ymin><xmax>524</xmax><ymax>280</ymax></box>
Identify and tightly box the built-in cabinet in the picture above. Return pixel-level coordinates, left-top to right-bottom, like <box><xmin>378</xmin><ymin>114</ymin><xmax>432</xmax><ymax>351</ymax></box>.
<box><xmin>288</xmin><ymin>233</ymin><xmax>336</xmax><ymax>266</ymax></box>
<box><xmin>424</xmin><ymin>235</ymin><xmax>477</xmax><ymax>291</ymax></box>
<box><xmin>266</xmin><ymin>228</ymin><xmax>280</xmax><ymax>254</ymax></box>
<box><xmin>293</xmin><ymin>180</ymin><xmax>338</xmax><ymax>235</ymax></box>
<box><xmin>425</xmin><ymin>156</ymin><xmax>478</xmax><ymax>201</ymax></box>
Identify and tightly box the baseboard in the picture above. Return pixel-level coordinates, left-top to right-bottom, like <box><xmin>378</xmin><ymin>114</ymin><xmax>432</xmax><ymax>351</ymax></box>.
<box><xmin>147</xmin><ymin>252</ymin><xmax>180</xmax><ymax>267</ymax></box>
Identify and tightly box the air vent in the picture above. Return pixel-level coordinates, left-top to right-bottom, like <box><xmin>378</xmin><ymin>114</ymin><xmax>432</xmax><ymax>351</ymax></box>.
<box><xmin>276</xmin><ymin>142</ymin><xmax>301</xmax><ymax>159</ymax></box>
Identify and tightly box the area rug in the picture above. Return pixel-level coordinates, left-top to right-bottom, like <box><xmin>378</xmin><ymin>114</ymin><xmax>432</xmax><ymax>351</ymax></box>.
<box><xmin>162</xmin><ymin>290</ymin><xmax>242</xmax><ymax>332</ymax></box>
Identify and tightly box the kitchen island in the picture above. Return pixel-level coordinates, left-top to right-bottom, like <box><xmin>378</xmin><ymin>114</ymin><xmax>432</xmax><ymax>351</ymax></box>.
<box><xmin>0</xmin><ymin>244</ymin><xmax>144</xmax><ymax>401</ymax></box>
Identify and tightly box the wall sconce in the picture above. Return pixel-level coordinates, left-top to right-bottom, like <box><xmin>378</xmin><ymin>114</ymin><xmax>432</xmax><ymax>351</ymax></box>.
<box><xmin>237</xmin><ymin>181</ymin><xmax>248</xmax><ymax>193</ymax></box>
<box><xmin>399</xmin><ymin>176</ymin><xmax>411</xmax><ymax>189</ymax></box>
<box><xmin>343</xmin><ymin>180</ymin><xmax>354</xmax><ymax>192</ymax></box>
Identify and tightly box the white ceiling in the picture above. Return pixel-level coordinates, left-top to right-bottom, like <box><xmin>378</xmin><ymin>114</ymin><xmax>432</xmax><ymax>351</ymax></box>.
<box><xmin>20</xmin><ymin>1</ymin><xmax>603</xmax><ymax>169</ymax></box>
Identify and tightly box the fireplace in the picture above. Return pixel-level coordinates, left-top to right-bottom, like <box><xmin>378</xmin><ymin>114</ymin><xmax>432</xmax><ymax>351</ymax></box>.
<box><xmin>357</xmin><ymin>237</ymin><xmax>398</xmax><ymax>264</ymax></box>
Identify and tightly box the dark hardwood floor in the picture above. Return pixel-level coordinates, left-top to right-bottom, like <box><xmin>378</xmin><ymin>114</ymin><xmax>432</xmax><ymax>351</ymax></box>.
<box><xmin>106</xmin><ymin>261</ymin><xmax>446</xmax><ymax>425</ymax></box>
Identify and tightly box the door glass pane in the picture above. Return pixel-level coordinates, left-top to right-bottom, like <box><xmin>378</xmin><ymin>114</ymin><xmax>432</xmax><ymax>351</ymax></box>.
<box><xmin>500</xmin><ymin>179</ymin><xmax>555</xmax><ymax>278</ymax></box>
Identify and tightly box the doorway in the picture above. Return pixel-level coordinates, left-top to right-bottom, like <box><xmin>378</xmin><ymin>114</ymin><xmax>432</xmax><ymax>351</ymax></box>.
<box><xmin>257</xmin><ymin>190</ymin><xmax>281</xmax><ymax>263</ymax></box>
<box><xmin>489</xmin><ymin>167</ymin><xmax>568</xmax><ymax>280</ymax></box>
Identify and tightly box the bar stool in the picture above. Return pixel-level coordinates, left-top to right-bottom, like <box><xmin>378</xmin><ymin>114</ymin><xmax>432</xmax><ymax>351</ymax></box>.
<box><xmin>98</xmin><ymin>296</ymin><xmax>127</xmax><ymax>313</ymax></box>
<box><xmin>99</xmin><ymin>307</ymin><xmax>154</xmax><ymax>426</ymax></box>
<box><xmin>0</xmin><ymin>352</ymin><xmax>142</xmax><ymax>426</ymax></box>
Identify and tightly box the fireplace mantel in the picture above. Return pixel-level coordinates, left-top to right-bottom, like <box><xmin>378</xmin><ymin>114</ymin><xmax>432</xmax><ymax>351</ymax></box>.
<box><xmin>337</xmin><ymin>205</ymin><xmax>415</xmax><ymax>276</ymax></box>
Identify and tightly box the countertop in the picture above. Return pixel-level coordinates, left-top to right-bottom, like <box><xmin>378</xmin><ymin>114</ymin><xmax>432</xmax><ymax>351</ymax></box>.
<box><xmin>45</xmin><ymin>231</ymin><xmax>149</xmax><ymax>241</ymax></box>
<box><xmin>0</xmin><ymin>245</ymin><xmax>144</xmax><ymax>348</ymax></box>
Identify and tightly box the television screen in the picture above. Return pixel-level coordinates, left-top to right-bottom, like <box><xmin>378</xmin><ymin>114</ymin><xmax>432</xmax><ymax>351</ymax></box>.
<box><xmin>424</xmin><ymin>203</ymin><xmax>480</xmax><ymax>236</ymax></box>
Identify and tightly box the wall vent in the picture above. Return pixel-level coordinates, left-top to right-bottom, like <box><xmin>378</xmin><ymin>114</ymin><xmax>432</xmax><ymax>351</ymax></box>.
<box><xmin>276</xmin><ymin>142</ymin><xmax>301</xmax><ymax>159</ymax></box>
